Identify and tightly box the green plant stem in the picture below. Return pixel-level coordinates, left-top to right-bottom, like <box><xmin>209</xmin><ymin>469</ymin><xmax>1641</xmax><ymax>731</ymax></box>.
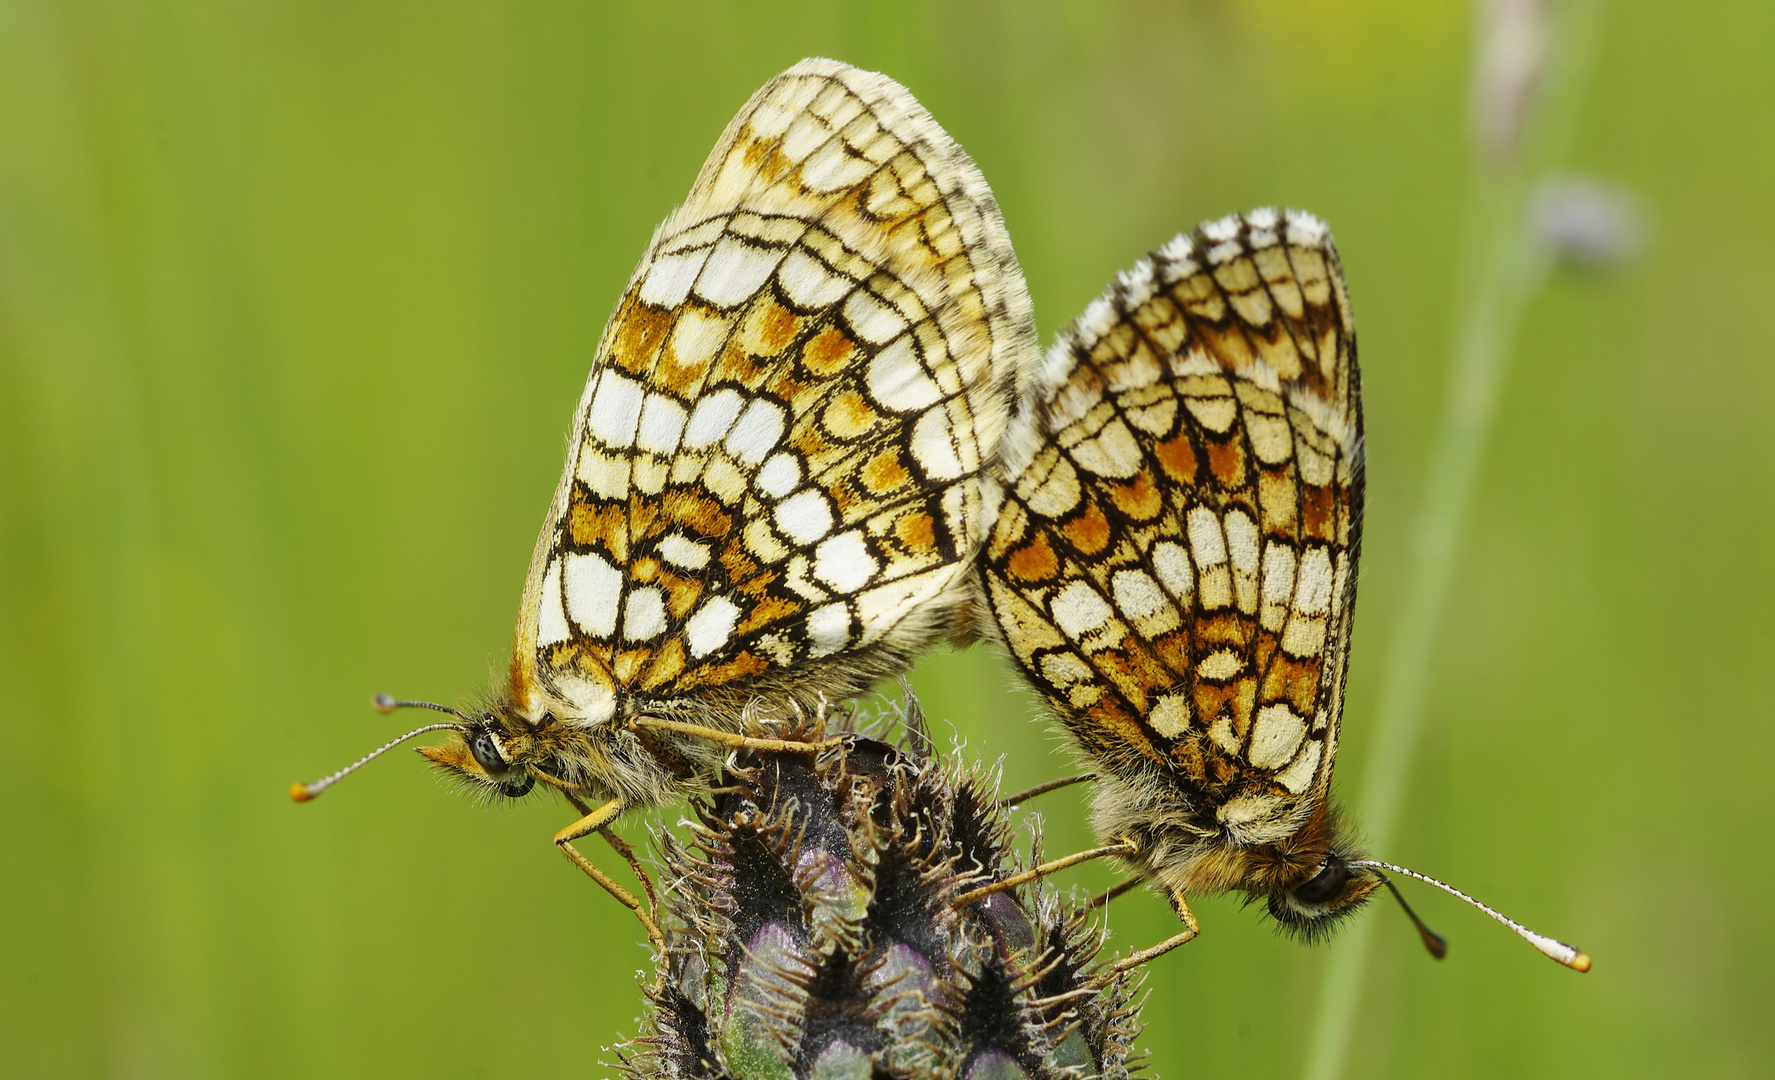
<box><xmin>1299</xmin><ymin>4</ymin><xmax>1608</xmax><ymax>1079</ymax></box>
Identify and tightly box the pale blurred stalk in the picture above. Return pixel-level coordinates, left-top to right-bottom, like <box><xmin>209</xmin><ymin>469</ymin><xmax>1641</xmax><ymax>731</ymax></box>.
<box><xmin>1300</xmin><ymin>3</ymin><xmax>1607</xmax><ymax>1079</ymax></box>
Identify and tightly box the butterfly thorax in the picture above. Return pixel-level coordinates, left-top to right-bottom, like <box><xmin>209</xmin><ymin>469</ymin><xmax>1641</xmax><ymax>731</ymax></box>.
<box><xmin>422</xmin><ymin>630</ymin><xmax>946</xmax><ymax>810</ymax></box>
<box><xmin>417</xmin><ymin>682</ymin><xmax>729</xmax><ymax>810</ymax></box>
<box><xmin>1090</xmin><ymin>759</ymin><xmax>1379</xmax><ymax>937</ymax></box>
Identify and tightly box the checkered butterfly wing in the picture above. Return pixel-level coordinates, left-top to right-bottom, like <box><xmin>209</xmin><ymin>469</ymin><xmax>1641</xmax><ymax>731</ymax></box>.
<box><xmin>508</xmin><ymin>59</ymin><xmax>1035</xmax><ymax>725</ymax></box>
<box><xmin>985</xmin><ymin>211</ymin><xmax>1361</xmax><ymax>828</ymax></box>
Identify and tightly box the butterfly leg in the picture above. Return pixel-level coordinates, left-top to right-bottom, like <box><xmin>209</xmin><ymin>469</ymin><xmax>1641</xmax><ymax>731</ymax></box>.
<box><xmin>562</xmin><ymin>790</ymin><xmax>660</xmax><ymax>914</ymax></box>
<box><xmin>629</xmin><ymin>716</ymin><xmax>847</xmax><ymax>754</ymax></box>
<box><xmin>951</xmin><ymin>838</ymin><xmax>1140</xmax><ymax>907</ymax></box>
<box><xmin>1001</xmin><ymin>772</ymin><xmax>1093</xmax><ymax>808</ymax></box>
<box><xmin>554</xmin><ymin>796</ymin><xmax>667</xmax><ymax>957</ymax></box>
<box><xmin>1087</xmin><ymin>873</ymin><xmax>1148</xmax><ymax>911</ymax></box>
<box><xmin>1090</xmin><ymin>885</ymin><xmax>1201</xmax><ymax>985</ymax></box>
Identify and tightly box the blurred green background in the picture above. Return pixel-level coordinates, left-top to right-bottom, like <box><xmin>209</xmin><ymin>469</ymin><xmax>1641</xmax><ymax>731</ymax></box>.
<box><xmin>3</xmin><ymin>1</ymin><xmax>1771</xmax><ymax>1077</ymax></box>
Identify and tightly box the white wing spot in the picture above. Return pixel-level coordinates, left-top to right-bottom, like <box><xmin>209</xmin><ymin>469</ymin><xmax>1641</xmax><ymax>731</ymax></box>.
<box><xmin>1285</xmin><ymin>210</ymin><xmax>1328</xmax><ymax>245</ymax></box>
<box><xmin>1295</xmin><ymin>547</ymin><xmax>1334</xmax><ymax>616</ymax></box>
<box><xmin>1188</xmin><ymin>507</ymin><xmax>1228</xmax><ymax>564</ymax></box>
<box><xmin>694</xmin><ymin>236</ymin><xmax>787</xmax><ymax>308</ymax></box>
<box><xmin>1149</xmin><ymin>693</ymin><xmax>1192</xmax><ymax>738</ymax></box>
<box><xmin>1078</xmin><ymin>296</ymin><xmax>1117</xmax><ymax>343</ymax></box>
<box><xmin>577</xmin><ymin>449</ymin><xmax>631</xmax><ymax>500</ymax></box>
<box><xmin>1274</xmin><ymin>740</ymin><xmax>1323</xmax><ymax>794</ymax></box>
<box><xmin>1185</xmin><ymin>395</ymin><xmax>1239</xmax><ymax>433</ymax></box>
<box><xmin>755</xmin><ymin>452</ymin><xmax>801</xmax><ymax>497</ymax></box>
<box><xmin>1111</xmin><ymin>569</ymin><xmax>1169</xmax><ymax>621</ymax></box>
<box><xmin>852</xmin><ymin>570</ymin><xmax>946</xmax><ymax>643</ymax></box>
<box><xmin>666</xmin><ymin>306</ymin><xmax>730</xmax><ymax>376</ymax></box>
<box><xmin>800</xmin><ymin>138</ymin><xmax>876</xmax><ymax>192</ymax></box>
<box><xmin>1203</xmin><ymin>214</ymin><xmax>1241</xmax><ymax>242</ymax></box>
<box><xmin>776</xmin><ymin>489</ymin><xmax>834</xmax><ymax>545</ymax></box>
<box><xmin>586</xmin><ymin>371</ymin><xmax>645</xmax><ymax>449</ymax></box>
<box><xmin>1246</xmin><ymin>409</ymin><xmax>1294</xmax><ymax>464</ymax></box>
<box><xmin>1151</xmin><ymin>541</ymin><xmax>1195</xmax><ymax>607</ymax></box>
<box><xmin>1041</xmin><ymin>651</ymin><xmax>1095</xmax><ymax>690</ymax></box>
<box><xmin>638</xmin><ymin>247</ymin><xmax>712</xmax><ymax>308</ymax></box>
<box><xmin>1157</xmin><ymin>233</ymin><xmax>1195</xmax><ymax>262</ymax></box>
<box><xmin>1188</xmin><ymin>507</ymin><xmax>1232</xmax><ymax>611</ymax></box>
<box><xmin>1248</xmin><ymin>704</ymin><xmax>1307</xmax><ymax>769</ymax></box>
<box><xmin>1225</xmin><ymin>509</ymin><xmax>1260</xmax><ymax>614</ymax></box>
<box><xmin>806</xmin><ymin>602</ymin><xmax>852</xmax><ymax>658</ymax></box>
<box><xmin>814</xmin><ymin>531</ymin><xmax>878</xmax><ymax>593</ymax></box>
<box><xmin>1260</xmin><ymin>543</ymin><xmax>1298</xmax><ymax>632</ymax></box>
<box><xmin>724</xmin><ymin>398</ymin><xmax>787</xmax><ymax>464</ymax></box>
<box><xmin>685</xmin><ymin>597</ymin><xmax>741</xmax><ymax>659</ymax></box>
<box><xmin>1071</xmin><ymin>419</ymin><xmax>1142</xmax><ymax>478</ymax></box>
<box><xmin>910</xmin><ymin>408</ymin><xmax>963</xmax><ymax>480</ymax></box>
<box><xmin>1023</xmin><ymin>454</ymin><xmax>1081</xmax><ymax>517</ymax></box>
<box><xmin>1051</xmin><ymin>580</ymin><xmax>1114</xmax><ymax>639</ymax></box>
<box><xmin>866</xmin><ymin>336</ymin><xmax>942</xmax><ymax>412</ymax></box>
<box><xmin>622</xmin><ymin>587</ymin><xmax>668</xmax><ymax>642</ymax></box>
<box><xmin>537</xmin><ymin>559</ymin><xmax>569</xmax><ymax>647</ymax></box>
<box><xmin>657</xmin><ymin>534</ymin><xmax>710</xmax><ymax>571</ymax></box>
<box><xmin>684</xmin><ymin>389</ymin><xmax>744</xmax><ymax>448</ymax></box>
<box><xmin>1196</xmin><ymin>648</ymin><xmax>1243</xmax><ymax>681</ymax></box>
<box><xmin>1207</xmin><ymin>239</ymin><xmax>1242</xmax><ymax>265</ymax></box>
<box><xmin>843</xmin><ymin>289</ymin><xmax>909</xmax><ymax>345</ymax></box>
<box><xmin>777</xmin><ymin>249</ymin><xmax>852</xmax><ymax>309</ymax></box>
<box><xmin>563</xmin><ymin>552</ymin><xmax>623</xmax><ymax>639</ymax></box>
<box><xmin>636</xmin><ymin>393</ymin><xmax>688</xmax><ymax>455</ymax></box>
<box><xmin>1116</xmin><ymin>258</ymin><xmax>1158</xmax><ymax>306</ymax></box>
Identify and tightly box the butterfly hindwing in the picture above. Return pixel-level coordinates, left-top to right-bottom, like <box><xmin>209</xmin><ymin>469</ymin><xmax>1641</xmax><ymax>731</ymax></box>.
<box><xmin>510</xmin><ymin>59</ymin><xmax>1036</xmax><ymax>726</ymax></box>
<box><xmin>985</xmin><ymin>209</ymin><xmax>1361</xmax><ymax>837</ymax></box>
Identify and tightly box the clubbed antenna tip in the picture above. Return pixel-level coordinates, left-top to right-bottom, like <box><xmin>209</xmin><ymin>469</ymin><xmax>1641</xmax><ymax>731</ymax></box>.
<box><xmin>1356</xmin><ymin>859</ymin><xmax>1590</xmax><ymax>973</ymax></box>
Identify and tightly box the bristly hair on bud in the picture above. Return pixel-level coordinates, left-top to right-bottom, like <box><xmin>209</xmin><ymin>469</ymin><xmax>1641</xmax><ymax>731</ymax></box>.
<box><xmin>612</xmin><ymin>705</ymin><xmax>1145</xmax><ymax>1080</ymax></box>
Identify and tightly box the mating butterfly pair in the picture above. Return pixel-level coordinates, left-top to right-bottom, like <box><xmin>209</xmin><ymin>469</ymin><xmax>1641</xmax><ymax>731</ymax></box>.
<box><xmin>294</xmin><ymin>58</ymin><xmax>1586</xmax><ymax>974</ymax></box>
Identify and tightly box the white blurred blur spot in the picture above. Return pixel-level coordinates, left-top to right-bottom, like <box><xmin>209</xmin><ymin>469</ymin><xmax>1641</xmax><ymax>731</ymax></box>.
<box><xmin>1530</xmin><ymin>176</ymin><xmax>1646</xmax><ymax>268</ymax></box>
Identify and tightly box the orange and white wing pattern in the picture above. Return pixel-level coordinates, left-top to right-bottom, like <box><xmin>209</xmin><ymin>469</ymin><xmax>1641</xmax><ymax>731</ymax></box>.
<box><xmin>509</xmin><ymin>59</ymin><xmax>1035</xmax><ymax>728</ymax></box>
<box><xmin>984</xmin><ymin>210</ymin><xmax>1361</xmax><ymax>832</ymax></box>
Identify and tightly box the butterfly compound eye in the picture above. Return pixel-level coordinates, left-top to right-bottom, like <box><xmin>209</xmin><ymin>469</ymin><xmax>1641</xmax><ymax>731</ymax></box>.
<box><xmin>468</xmin><ymin>729</ymin><xmax>508</xmax><ymax>776</ymax></box>
<box><xmin>1294</xmin><ymin>858</ymin><xmax>1350</xmax><ymax>905</ymax></box>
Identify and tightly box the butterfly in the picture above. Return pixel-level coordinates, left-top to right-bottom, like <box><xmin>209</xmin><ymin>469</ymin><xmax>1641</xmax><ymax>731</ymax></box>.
<box><xmin>293</xmin><ymin>58</ymin><xmax>1037</xmax><ymax>950</ymax></box>
<box><xmin>979</xmin><ymin>210</ymin><xmax>1589</xmax><ymax>973</ymax></box>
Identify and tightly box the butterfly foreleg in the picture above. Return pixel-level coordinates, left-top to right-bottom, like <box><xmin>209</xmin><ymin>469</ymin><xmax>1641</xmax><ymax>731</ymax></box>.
<box><xmin>1087</xmin><ymin>873</ymin><xmax>1148</xmax><ymax>911</ymax></box>
<box><xmin>554</xmin><ymin>796</ymin><xmax>667</xmax><ymax>958</ymax></box>
<box><xmin>560</xmin><ymin>788</ymin><xmax>660</xmax><ymax>915</ymax></box>
<box><xmin>1001</xmin><ymin>772</ymin><xmax>1094</xmax><ymax>808</ymax></box>
<box><xmin>1090</xmin><ymin>884</ymin><xmax>1201</xmax><ymax>986</ymax></box>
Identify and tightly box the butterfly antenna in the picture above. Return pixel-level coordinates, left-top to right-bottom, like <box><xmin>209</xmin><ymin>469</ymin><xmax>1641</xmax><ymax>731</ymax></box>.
<box><xmin>1369</xmin><ymin>868</ymin><xmax>1449</xmax><ymax>959</ymax></box>
<box><xmin>1352</xmin><ymin>859</ymin><xmax>1590</xmax><ymax>972</ymax></box>
<box><xmin>371</xmin><ymin>693</ymin><xmax>477</xmax><ymax>723</ymax></box>
<box><xmin>288</xmin><ymin>695</ymin><xmax>476</xmax><ymax>802</ymax></box>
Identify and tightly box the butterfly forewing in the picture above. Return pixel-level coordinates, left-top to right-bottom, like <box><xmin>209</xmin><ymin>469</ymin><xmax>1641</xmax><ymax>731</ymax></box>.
<box><xmin>511</xmin><ymin>59</ymin><xmax>1035</xmax><ymax>726</ymax></box>
<box><xmin>985</xmin><ymin>210</ymin><xmax>1361</xmax><ymax>839</ymax></box>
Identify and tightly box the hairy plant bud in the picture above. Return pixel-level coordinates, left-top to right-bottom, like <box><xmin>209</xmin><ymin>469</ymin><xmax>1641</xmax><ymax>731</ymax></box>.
<box><xmin>613</xmin><ymin>731</ymin><xmax>1143</xmax><ymax>1080</ymax></box>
